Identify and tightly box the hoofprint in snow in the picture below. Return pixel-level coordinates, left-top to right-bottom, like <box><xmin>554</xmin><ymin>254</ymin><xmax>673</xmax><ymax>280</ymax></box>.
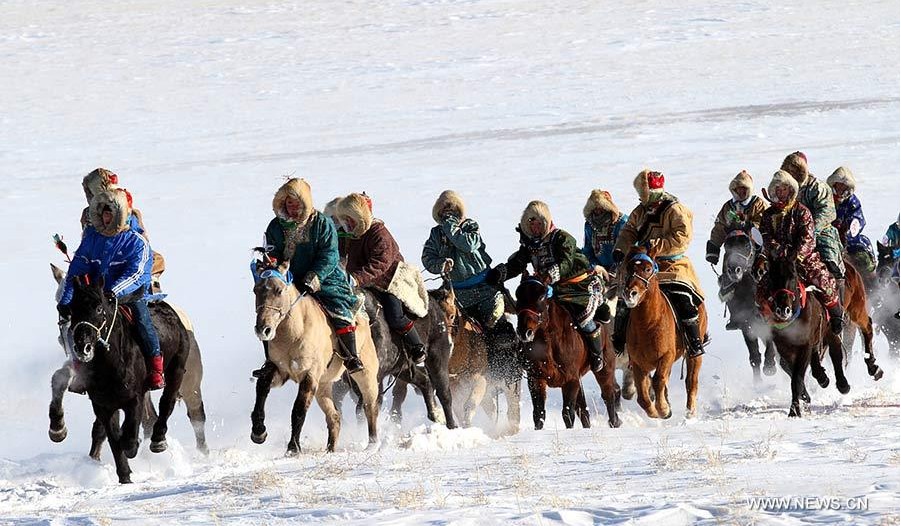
<box><xmin>0</xmin><ymin>0</ymin><xmax>898</xmax><ymax>525</ymax></box>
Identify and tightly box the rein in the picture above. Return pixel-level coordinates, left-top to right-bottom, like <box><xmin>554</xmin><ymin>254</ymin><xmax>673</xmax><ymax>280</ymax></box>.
<box><xmin>767</xmin><ymin>280</ymin><xmax>806</xmax><ymax>329</ymax></box>
<box><xmin>72</xmin><ymin>295</ymin><xmax>119</xmax><ymax>353</ymax></box>
<box><xmin>626</xmin><ymin>253</ymin><xmax>658</xmax><ymax>288</ymax></box>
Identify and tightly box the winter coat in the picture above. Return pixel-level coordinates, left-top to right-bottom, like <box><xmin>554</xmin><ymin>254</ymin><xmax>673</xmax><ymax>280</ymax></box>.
<box><xmin>422</xmin><ymin>217</ymin><xmax>493</xmax><ymax>284</ymax></box>
<box><xmin>506</xmin><ymin>227</ymin><xmax>596</xmax><ymax>308</ymax></box>
<box><xmin>615</xmin><ymin>192</ymin><xmax>704</xmax><ymax>300</ymax></box>
<box><xmin>60</xmin><ymin>191</ymin><xmax>152</xmax><ymax>305</ymax></box>
<box><xmin>582</xmin><ymin>215</ymin><xmax>628</xmax><ymax>271</ymax></box>
<box><xmin>708</xmin><ymin>196</ymin><xmax>767</xmax><ymax>249</ymax></box>
<box><xmin>833</xmin><ymin>194</ymin><xmax>872</xmax><ymax>250</ymax></box>
<box><xmin>796</xmin><ymin>175</ymin><xmax>844</xmax><ymax>272</ymax></box>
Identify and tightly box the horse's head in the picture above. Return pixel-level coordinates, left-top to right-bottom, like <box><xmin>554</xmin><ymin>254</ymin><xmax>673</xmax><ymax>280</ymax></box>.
<box><xmin>68</xmin><ymin>275</ymin><xmax>114</xmax><ymax>363</ymax></box>
<box><xmin>765</xmin><ymin>257</ymin><xmax>802</xmax><ymax>323</ymax></box>
<box><xmin>251</xmin><ymin>258</ymin><xmax>295</xmax><ymax>341</ymax></box>
<box><xmin>429</xmin><ymin>278</ymin><xmax>458</xmax><ymax>332</ymax></box>
<box><xmin>620</xmin><ymin>249</ymin><xmax>658</xmax><ymax>309</ymax></box>
<box><xmin>514</xmin><ymin>273</ymin><xmax>549</xmax><ymax>343</ymax></box>
<box><xmin>876</xmin><ymin>241</ymin><xmax>898</xmax><ymax>285</ymax></box>
<box><xmin>721</xmin><ymin>230</ymin><xmax>756</xmax><ymax>284</ymax></box>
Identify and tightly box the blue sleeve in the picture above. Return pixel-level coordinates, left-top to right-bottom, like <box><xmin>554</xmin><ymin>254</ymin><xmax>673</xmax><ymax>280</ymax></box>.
<box><xmin>128</xmin><ymin>213</ymin><xmax>144</xmax><ymax>235</ymax></box>
<box><xmin>60</xmin><ymin>233</ymin><xmax>95</xmax><ymax>305</ymax></box>
<box><xmin>110</xmin><ymin>234</ymin><xmax>152</xmax><ymax>297</ymax></box>
<box><xmin>309</xmin><ymin>215</ymin><xmax>340</xmax><ymax>281</ymax></box>
<box><xmin>850</xmin><ymin>196</ymin><xmax>865</xmax><ymax>231</ymax></box>
<box><xmin>421</xmin><ymin>227</ymin><xmax>445</xmax><ymax>275</ymax></box>
<box><xmin>581</xmin><ymin>223</ymin><xmax>598</xmax><ymax>265</ymax></box>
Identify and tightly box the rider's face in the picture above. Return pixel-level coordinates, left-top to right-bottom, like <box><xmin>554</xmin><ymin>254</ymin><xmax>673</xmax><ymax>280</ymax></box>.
<box><xmin>775</xmin><ymin>185</ymin><xmax>792</xmax><ymax>202</ymax></box>
<box><xmin>528</xmin><ymin>218</ymin><xmax>544</xmax><ymax>237</ymax></box>
<box><xmin>102</xmin><ymin>210</ymin><xmax>113</xmax><ymax>227</ymax></box>
<box><xmin>342</xmin><ymin>216</ymin><xmax>357</xmax><ymax>232</ymax></box>
<box><xmin>733</xmin><ymin>186</ymin><xmax>750</xmax><ymax>201</ymax></box>
<box><xmin>285</xmin><ymin>196</ymin><xmax>303</xmax><ymax>219</ymax></box>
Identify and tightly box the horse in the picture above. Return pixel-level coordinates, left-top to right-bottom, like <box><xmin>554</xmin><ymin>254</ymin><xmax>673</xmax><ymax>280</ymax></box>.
<box><xmin>836</xmin><ymin>256</ymin><xmax>884</xmax><ymax>381</ymax></box>
<box><xmin>64</xmin><ymin>275</ymin><xmax>193</xmax><ymax>483</ymax></box>
<box><xmin>718</xmin><ymin>230</ymin><xmax>777</xmax><ymax>382</ymax></box>
<box><xmin>871</xmin><ymin>242</ymin><xmax>899</xmax><ymax>357</ymax></box>
<box><xmin>620</xmin><ymin>250</ymin><xmax>705</xmax><ymax>419</ymax></box>
<box><xmin>448</xmin><ymin>312</ymin><xmax>522</xmax><ymax>436</ymax></box>
<box><xmin>514</xmin><ymin>274</ymin><xmax>621</xmax><ymax>430</ymax></box>
<box><xmin>250</xmin><ymin>260</ymin><xmax>379</xmax><ymax>455</ymax></box>
<box><xmin>48</xmin><ymin>264</ymin><xmax>208</xmax><ymax>460</ymax></box>
<box><xmin>333</xmin><ymin>281</ymin><xmax>458</xmax><ymax>429</ymax></box>
<box><xmin>761</xmin><ymin>257</ymin><xmax>849</xmax><ymax>417</ymax></box>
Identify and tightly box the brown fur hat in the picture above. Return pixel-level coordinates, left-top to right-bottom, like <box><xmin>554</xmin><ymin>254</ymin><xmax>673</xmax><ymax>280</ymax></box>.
<box><xmin>89</xmin><ymin>189</ymin><xmax>132</xmax><ymax>237</ymax></box>
<box><xmin>826</xmin><ymin>166</ymin><xmax>856</xmax><ymax>194</ymax></box>
<box><xmin>336</xmin><ymin>193</ymin><xmax>374</xmax><ymax>238</ymax></box>
<box><xmin>781</xmin><ymin>151</ymin><xmax>809</xmax><ymax>182</ymax></box>
<box><xmin>272</xmin><ymin>178</ymin><xmax>314</xmax><ymax>223</ymax></box>
<box><xmin>582</xmin><ymin>189</ymin><xmax>621</xmax><ymax>219</ymax></box>
<box><xmin>82</xmin><ymin>168</ymin><xmax>119</xmax><ymax>204</ymax></box>
<box><xmin>767</xmin><ymin>170</ymin><xmax>799</xmax><ymax>203</ymax></box>
<box><xmin>432</xmin><ymin>190</ymin><xmax>466</xmax><ymax>223</ymax></box>
<box><xmin>520</xmin><ymin>200</ymin><xmax>553</xmax><ymax>239</ymax></box>
<box><xmin>729</xmin><ymin>170</ymin><xmax>754</xmax><ymax>201</ymax></box>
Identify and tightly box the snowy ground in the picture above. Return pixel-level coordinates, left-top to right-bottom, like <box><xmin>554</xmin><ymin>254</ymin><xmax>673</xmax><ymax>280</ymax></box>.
<box><xmin>0</xmin><ymin>0</ymin><xmax>899</xmax><ymax>524</ymax></box>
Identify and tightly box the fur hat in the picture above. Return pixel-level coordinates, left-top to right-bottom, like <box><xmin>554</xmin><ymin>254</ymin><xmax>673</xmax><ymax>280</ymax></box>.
<box><xmin>767</xmin><ymin>170</ymin><xmax>799</xmax><ymax>204</ymax></box>
<box><xmin>729</xmin><ymin>170</ymin><xmax>754</xmax><ymax>201</ymax></box>
<box><xmin>335</xmin><ymin>192</ymin><xmax>374</xmax><ymax>238</ymax></box>
<box><xmin>633</xmin><ymin>169</ymin><xmax>665</xmax><ymax>204</ymax></box>
<box><xmin>432</xmin><ymin>190</ymin><xmax>466</xmax><ymax>223</ymax></box>
<box><xmin>89</xmin><ymin>189</ymin><xmax>132</xmax><ymax>237</ymax></box>
<box><xmin>322</xmin><ymin>197</ymin><xmax>342</xmax><ymax>222</ymax></box>
<box><xmin>582</xmin><ymin>189</ymin><xmax>621</xmax><ymax>219</ymax></box>
<box><xmin>826</xmin><ymin>166</ymin><xmax>856</xmax><ymax>195</ymax></box>
<box><xmin>82</xmin><ymin>168</ymin><xmax>119</xmax><ymax>204</ymax></box>
<box><xmin>520</xmin><ymin>200</ymin><xmax>553</xmax><ymax>239</ymax></box>
<box><xmin>272</xmin><ymin>178</ymin><xmax>313</xmax><ymax>223</ymax></box>
<box><xmin>781</xmin><ymin>152</ymin><xmax>809</xmax><ymax>182</ymax></box>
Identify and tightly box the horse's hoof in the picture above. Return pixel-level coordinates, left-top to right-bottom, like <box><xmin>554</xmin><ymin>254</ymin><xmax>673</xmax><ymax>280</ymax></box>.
<box><xmin>836</xmin><ymin>380</ymin><xmax>851</xmax><ymax>395</ymax></box>
<box><xmin>149</xmin><ymin>440</ymin><xmax>168</xmax><ymax>453</ymax></box>
<box><xmin>609</xmin><ymin>416</ymin><xmax>622</xmax><ymax>428</ymax></box>
<box><xmin>48</xmin><ymin>425</ymin><xmax>68</xmax><ymax>443</ymax></box>
<box><xmin>534</xmin><ymin>421</ymin><xmax>544</xmax><ymax>431</ymax></box>
<box><xmin>788</xmin><ymin>407</ymin><xmax>802</xmax><ymax>418</ymax></box>
<box><xmin>869</xmin><ymin>366</ymin><xmax>884</xmax><ymax>381</ymax></box>
<box><xmin>815</xmin><ymin>374</ymin><xmax>829</xmax><ymax>389</ymax></box>
<box><xmin>197</xmin><ymin>444</ymin><xmax>210</xmax><ymax>456</ymax></box>
<box><xmin>251</xmin><ymin>430</ymin><xmax>268</xmax><ymax>444</ymax></box>
<box><xmin>119</xmin><ymin>476</ymin><xmax>133</xmax><ymax>484</ymax></box>
<box><xmin>686</xmin><ymin>409</ymin><xmax>697</xmax><ymax>419</ymax></box>
<box><xmin>763</xmin><ymin>362</ymin><xmax>777</xmax><ymax>376</ymax></box>
<box><xmin>124</xmin><ymin>442</ymin><xmax>139</xmax><ymax>459</ymax></box>
<box><xmin>661</xmin><ymin>409</ymin><xmax>673</xmax><ymax>420</ymax></box>
<box><xmin>623</xmin><ymin>387</ymin><xmax>636</xmax><ymax>400</ymax></box>
<box><xmin>285</xmin><ymin>448</ymin><xmax>300</xmax><ymax>458</ymax></box>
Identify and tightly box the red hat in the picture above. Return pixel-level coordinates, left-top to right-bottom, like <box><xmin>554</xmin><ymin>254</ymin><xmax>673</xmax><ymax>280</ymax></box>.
<box><xmin>361</xmin><ymin>192</ymin><xmax>372</xmax><ymax>211</ymax></box>
<box><xmin>794</xmin><ymin>151</ymin><xmax>807</xmax><ymax>163</ymax></box>
<box><xmin>120</xmin><ymin>188</ymin><xmax>133</xmax><ymax>208</ymax></box>
<box><xmin>647</xmin><ymin>171</ymin><xmax>665</xmax><ymax>190</ymax></box>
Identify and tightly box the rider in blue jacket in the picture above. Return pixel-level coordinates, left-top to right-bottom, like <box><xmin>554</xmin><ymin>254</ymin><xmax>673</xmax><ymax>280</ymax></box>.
<box><xmin>58</xmin><ymin>189</ymin><xmax>164</xmax><ymax>389</ymax></box>
<box><xmin>827</xmin><ymin>166</ymin><xmax>876</xmax><ymax>272</ymax></box>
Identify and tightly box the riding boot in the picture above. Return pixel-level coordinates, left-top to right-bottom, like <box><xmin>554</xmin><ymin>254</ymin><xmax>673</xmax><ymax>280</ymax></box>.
<box><xmin>582</xmin><ymin>326</ymin><xmax>605</xmax><ymax>372</ymax></box>
<box><xmin>252</xmin><ymin>341</ymin><xmax>278</xmax><ymax>379</ymax></box>
<box><xmin>336</xmin><ymin>330</ymin><xmax>365</xmax><ymax>374</ymax></box>
<box><xmin>611</xmin><ymin>302</ymin><xmax>630</xmax><ymax>355</ymax></box>
<box><xmin>146</xmin><ymin>355</ymin><xmax>165</xmax><ymax>390</ymax></box>
<box><xmin>594</xmin><ymin>301</ymin><xmax>612</xmax><ymax>324</ymax></box>
<box><xmin>826</xmin><ymin>301</ymin><xmax>845</xmax><ymax>334</ymax></box>
<box><xmin>400</xmin><ymin>324</ymin><xmax>427</xmax><ymax>366</ymax></box>
<box><xmin>681</xmin><ymin>318</ymin><xmax>705</xmax><ymax>357</ymax></box>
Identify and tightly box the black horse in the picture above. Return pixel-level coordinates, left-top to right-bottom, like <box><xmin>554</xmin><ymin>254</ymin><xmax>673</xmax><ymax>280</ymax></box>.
<box><xmin>872</xmin><ymin>242</ymin><xmax>900</xmax><ymax>357</ymax></box>
<box><xmin>763</xmin><ymin>258</ymin><xmax>848</xmax><ymax>417</ymax></box>
<box><xmin>333</xmin><ymin>282</ymin><xmax>458</xmax><ymax>429</ymax></box>
<box><xmin>718</xmin><ymin>230</ymin><xmax>777</xmax><ymax>382</ymax></box>
<box><xmin>65</xmin><ymin>276</ymin><xmax>193</xmax><ymax>483</ymax></box>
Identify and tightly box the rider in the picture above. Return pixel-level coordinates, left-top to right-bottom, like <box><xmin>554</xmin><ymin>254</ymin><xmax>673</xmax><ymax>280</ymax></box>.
<box><xmin>612</xmin><ymin>169</ymin><xmax>708</xmax><ymax>357</ymax></box>
<box><xmin>81</xmin><ymin>168</ymin><xmax>165</xmax><ymax>293</ymax></box>
<box><xmin>827</xmin><ymin>166</ymin><xmax>877</xmax><ymax>273</ymax></box>
<box><xmin>879</xmin><ymin>216</ymin><xmax>900</xmax><ymax>283</ymax></box>
<box><xmin>755</xmin><ymin>170</ymin><xmax>845</xmax><ymax>334</ymax></box>
<box><xmin>780</xmin><ymin>152</ymin><xmax>846</xmax><ymax>293</ymax></box>
<box><xmin>255</xmin><ymin>178</ymin><xmax>364</xmax><ymax>376</ymax></box>
<box><xmin>705</xmin><ymin>170</ymin><xmax>768</xmax><ymax>329</ymax></box>
<box><xmin>485</xmin><ymin>200</ymin><xmax>606</xmax><ymax>372</ymax></box>
<box><xmin>581</xmin><ymin>189</ymin><xmax>628</xmax><ymax>323</ymax></box>
<box><xmin>336</xmin><ymin>192</ymin><xmax>427</xmax><ymax>365</ymax></box>
<box><xmin>57</xmin><ymin>189</ymin><xmax>165</xmax><ymax>389</ymax></box>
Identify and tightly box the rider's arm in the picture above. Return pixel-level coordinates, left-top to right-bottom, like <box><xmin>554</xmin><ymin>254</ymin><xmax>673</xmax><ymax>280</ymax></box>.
<box><xmin>708</xmin><ymin>201</ymin><xmax>732</xmax><ymax>249</ymax></box>
<box><xmin>614</xmin><ymin>207</ymin><xmax>640</xmax><ymax>253</ymax></box>
<box><xmin>308</xmin><ymin>215</ymin><xmax>340</xmax><ymax>283</ymax></box>
<box><xmin>421</xmin><ymin>227</ymin><xmax>446</xmax><ymax>275</ymax></box>
<box><xmin>440</xmin><ymin>217</ymin><xmax>482</xmax><ymax>252</ymax></box>
<box><xmin>352</xmin><ymin>228</ymin><xmax>396</xmax><ymax>287</ymax></box>
<box><xmin>59</xmin><ymin>234</ymin><xmax>94</xmax><ymax>305</ymax></box>
<box><xmin>110</xmin><ymin>234</ymin><xmax>152</xmax><ymax>298</ymax></box>
<box><xmin>653</xmin><ymin>204</ymin><xmax>692</xmax><ymax>258</ymax></box>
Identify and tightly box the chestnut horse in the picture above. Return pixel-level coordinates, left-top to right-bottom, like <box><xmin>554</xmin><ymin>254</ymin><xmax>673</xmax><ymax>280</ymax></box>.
<box><xmin>514</xmin><ymin>275</ymin><xmax>620</xmax><ymax>430</ymax></box>
<box><xmin>837</xmin><ymin>258</ymin><xmax>883</xmax><ymax>381</ymax></box>
<box><xmin>762</xmin><ymin>257</ymin><xmax>848</xmax><ymax>417</ymax></box>
<box><xmin>620</xmin><ymin>250</ymin><xmax>705</xmax><ymax>419</ymax></box>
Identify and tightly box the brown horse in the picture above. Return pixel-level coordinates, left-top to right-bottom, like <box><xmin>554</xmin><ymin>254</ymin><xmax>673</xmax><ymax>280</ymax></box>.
<box><xmin>514</xmin><ymin>275</ymin><xmax>620</xmax><ymax>430</ymax></box>
<box><xmin>838</xmin><ymin>258</ymin><xmax>883</xmax><ymax>381</ymax></box>
<box><xmin>448</xmin><ymin>316</ymin><xmax>522</xmax><ymax>436</ymax></box>
<box><xmin>762</xmin><ymin>257</ymin><xmax>848</xmax><ymax>417</ymax></box>
<box><xmin>620</xmin><ymin>250</ymin><xmax>705</xmax><ymax>419</ymax></box>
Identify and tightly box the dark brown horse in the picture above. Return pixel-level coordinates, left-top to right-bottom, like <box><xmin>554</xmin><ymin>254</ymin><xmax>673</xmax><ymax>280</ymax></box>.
<box><xmin>514</xmin><ymin>275</ymin><xmax>620</xmax><ymax>430</ymax></box>
<box><xmin>762</xmin><ymin>257</ymin><xmax>848</xmax><ymax>417</ymax></box>
<box><xmin>620</xmin><ymin>250</ymin><xmax>705</xmax><ymax>418</ymax></box>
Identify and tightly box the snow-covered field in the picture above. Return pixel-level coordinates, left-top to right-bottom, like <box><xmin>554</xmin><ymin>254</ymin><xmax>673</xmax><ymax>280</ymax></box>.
<box><xmin>1</xmin><ymin>1</ymin><xmax>899</xmax><ymax>524</ymax></box>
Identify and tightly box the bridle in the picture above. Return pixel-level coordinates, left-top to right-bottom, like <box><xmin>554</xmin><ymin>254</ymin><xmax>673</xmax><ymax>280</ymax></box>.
<box><xmin>71</xmin><ymin>294</ymin><xmax>119</xmax><ymax>357</ymax></box>
<box><xmin>625</xmin><ymin>253</ymin><xmax>658</xmax><ymax>289</ymax></box>
<box><xmin>254</xmin><ymin>267</ymin><xmax>306</xmax><ymax>325</ymax></box>
<box><xmin>516</xmin><ymin>277</ymin><xmax>550</xmax><ymax>326</ymax></box>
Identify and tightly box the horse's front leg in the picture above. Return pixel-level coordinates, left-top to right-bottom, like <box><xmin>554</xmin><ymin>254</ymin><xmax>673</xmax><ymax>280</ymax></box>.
<box><xmin>859</xmin><ymin>316</ymin><xmax>884</xmax><ymax>381</ymax></box>
<box><xmin>527</xmin><ymin>375</ymin><xmax>547</xmax><ymax>430</ymax></box>
<box><xmin>741</xmin><ymin>328</ymin><xmax>762</xmax><ymax>383</ymax></box>
<box><xmin>314</xmin><ymin>380</ymin><xmax>341</xmax><ymax>453</ymax></box>
<box><xmin>390</xmin><ymin>378</ymin><xmax>408</xmax><ymax>424</ymax></box>
<box><xmin>287</xmin><ymin>375</ymin><xmax>316</xmax><ymax>456</ymax></box>
<box><xmin>463</xmin><ymin>375</ymin><xmax>487</xmax><ymax>428</ymax></box>
<box><xmin>652</xmin><ymin>360</ymin><xmax>673</xmax><ymax>420</ymax></box>
<box><xmin>48</xmin><ymin>363</ymin><xmax>74</xmax><ymax>442</ymax></box>
<box><xmin>121</xmin><ymin>397</ymin><xmax>142</xmax><ymax>459</ymax></box>
<box><xmin>503</xmin><ymin>379</ymin><xmax>522</xmax><ymax>435</ymax></box>
<box><xmin>89</xmin><ymin>417</ymin><xmax>106</xmax><ymax>460</ymax></box>
<box><xmin>427</xmin><ymin>361</ymin><xmax>457</xmax><ymax>429</ymax></box>
<box><xmin>762</xmin><ymin>338</ymin><xmax>777</xmax><ymax>376</ymax></box>
<box><xmin>95</xmin><ymin>404</ymin><xmax>131</xmax><ymax>484</ymax></box>
<box><xmin>826</xmin><ymin>335</ymin><xmax>851</xmax><ymax>395</ymax></box>
<box><xmin>788</xmin><ymin>357</ymin><xmax>808</xmax><ymax>417</ymax></box>
<box><xmin>250</xmin><ymin>362</ymin><xmax>277</xmax><ymax>444</ymax></box>
<box><xmin>150</xmin><ymin>369</ymin><xmax>183</xmax><ymax>453</ymax></box>
<box><xmin>685</xmin><ymin>355</ymin><xmax>702</xmax><ymax>418</ymax></box>
<box><xmin>633</xmin><ymin>367</ymin><xmax>659</xmax><ymax>418</ymax></box>
<box><xmin>594</xmin><ymin>348</ymin><xmax>622</xmax><ymax>428</ymax></box>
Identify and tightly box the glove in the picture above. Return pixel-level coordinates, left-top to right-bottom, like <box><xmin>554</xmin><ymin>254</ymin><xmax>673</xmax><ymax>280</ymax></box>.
<box><xmin>485</xmin><ymin>264</ymin><xmax>507</xmax><ymax>286</ymax></box>
<box><xmin>752</xmin><ymin>259</ymin><xmax>767</xmax><ymax>281</ymax></box>
<box><xmin>441</xmin><ymin>258</ymin><xmax>454</xmax><ymax>274</ymax></box>
<box><xmin>300</xmin><ymin>272</ymin><xmax>320</xmax><ymax>294</ymax></box>
<box><xmin>612</xmin><ymin>249</ymin><xmax>625</xmax><ymax>266</ymax></box>
<box><xmin>56</xmin><ymin>303</ymin><xmax>71</xmax><ymax>320</ymax></box>
<box><xmin>705</xmin><ymin>241</ymin><xmax>720</xmax><ymax>265</ymax></box>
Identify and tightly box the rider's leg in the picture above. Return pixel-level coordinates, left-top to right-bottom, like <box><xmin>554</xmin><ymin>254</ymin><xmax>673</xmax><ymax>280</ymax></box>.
<box><xmin>374</xmin><ymin>290</ymin><xmax>425</xmax><ymax>365</ymax></box>
<box><xmin>132</xmin><ymin>300</ymin><xmax>164</xmax><ymax>390</ymax></box>
<box><xmin>661</xmin><ymin>284</ymin><xmax>705</xmax><ymax>357</ymax></box>
<box><xmin>334</xmin><ymin>323</ymin><xmax>364</xmax><ymax>374</ymax></box>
